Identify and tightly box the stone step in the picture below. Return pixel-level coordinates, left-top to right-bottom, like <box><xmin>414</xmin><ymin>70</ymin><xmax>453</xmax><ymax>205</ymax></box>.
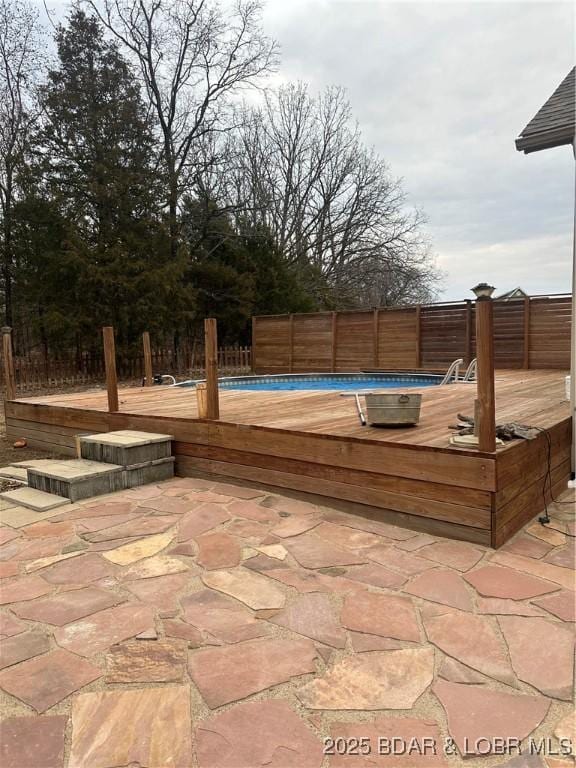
<box><xmin>27</xmin><ymin>459</ymin><xmax>124</xmax><ymax>503</ymax></box>
<box><xmin>124</xmin><ymin>457</ymin><xmax>175</xmax><ymax>488</ymax></box>
<box><xmin>0</xmin><ymin>487</ymin><xmax>71</xmax><ymax>512</ymax></box>
<box><xmin>0</xmin><ymin>466</ymin><xmax>29</xmax><ymax>483</ymax></box>
<box><xmin>79</xmin><ymin>430</ymin><xmax>173</xmax><ymax>466</ymax></box>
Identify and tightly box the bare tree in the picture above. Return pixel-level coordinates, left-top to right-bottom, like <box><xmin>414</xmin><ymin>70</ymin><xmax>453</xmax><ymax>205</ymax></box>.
<box><xmin>0</xmin><ymin>0</ymin><xmax>43</xmax><ymax>325</ymax></box>
<box><xmin>85</xmin><ymin>0</ymin><xmax>278</xmax><ymax>259</ymax></box>
<box><xmin>227</xmin><ymin>82</ymin><xmax>441</xmax><ymax>306</ymax></box>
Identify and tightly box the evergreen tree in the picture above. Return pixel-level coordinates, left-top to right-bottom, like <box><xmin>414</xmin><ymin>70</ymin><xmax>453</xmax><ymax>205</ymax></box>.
<box><xmin>27</xmin><ymin>10</ymin><xmax>181</xmax><ymax>352</ymax></box>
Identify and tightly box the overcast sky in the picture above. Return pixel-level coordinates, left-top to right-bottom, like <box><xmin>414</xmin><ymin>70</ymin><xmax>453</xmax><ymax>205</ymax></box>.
<box><xmin>261</xmin><ymin>0</ymin><xmax>575</xmax><ymax>300</ymax></box>
<box><xmin>41</xmin><ymin>0</ymin><xmax>574</xmax><ymax>301</ymax></box>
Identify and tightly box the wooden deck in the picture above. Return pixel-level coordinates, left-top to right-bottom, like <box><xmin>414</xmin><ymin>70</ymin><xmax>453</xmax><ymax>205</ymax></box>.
<box><xmin>5</xmin><ymin>369</ymin><xmax>572</xmax><ymax>547</ymax></box>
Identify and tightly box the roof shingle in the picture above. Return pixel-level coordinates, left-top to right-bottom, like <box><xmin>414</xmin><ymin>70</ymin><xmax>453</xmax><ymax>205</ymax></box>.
<box><xmin>515</xmin><ymin>67</ymin><xmax>575</xmax><ymax>153</ymax></box>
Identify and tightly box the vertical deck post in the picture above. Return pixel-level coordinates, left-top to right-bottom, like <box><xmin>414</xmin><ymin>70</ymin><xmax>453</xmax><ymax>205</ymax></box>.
<box><xmin>475</xmin><ymin>298</ymin><xmax>496</xmax><ymax>452</ymax></box>
<box><xmin>142</xmin><ymin>331</ymin><xmax>153</xmax><ymax>386</ymax></box>
<box><xmin>204</xmin><ymin>318</ymin><xmax>219</xmax><ymax>420</ymax></box>
<box><xmin>523</xmin><ymin>296</ymin><xmax>531</xmax><ymax>370</ymax></box>
<box><xmin>373</xmin><ymin>309</ymin><xmax>379</xmax><ymax>368</ymax></box>
<box><xmin>102</xmin><ymin>326</ymin><xmax>119</xmax><ymax>413</ymax></box>
<box><xmin>2</xmin><ymin>327</ymin><xmax>16</xmax><ymax>400</ymax></box>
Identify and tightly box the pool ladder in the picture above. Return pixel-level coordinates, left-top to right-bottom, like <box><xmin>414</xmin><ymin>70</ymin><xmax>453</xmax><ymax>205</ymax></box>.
<box><xmin>440</xmin><ymin>359</ymin><xmax>464</xmax><ymax>385</ymax></box>
<box><xmin>440</xmin><ymin>358</ymin><xmax>477</xmax><ymax>385</ymax></box>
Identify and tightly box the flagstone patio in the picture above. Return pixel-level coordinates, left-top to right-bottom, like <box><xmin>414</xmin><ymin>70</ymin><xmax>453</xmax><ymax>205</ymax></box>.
<box><xmin>0</xmin><ymin>476</ymin><xmax>574</xmax><ymax>767</ymax></box>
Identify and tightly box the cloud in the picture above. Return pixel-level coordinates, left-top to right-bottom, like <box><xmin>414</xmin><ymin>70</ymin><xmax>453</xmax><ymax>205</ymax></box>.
<box><xmin>262</xmin><ymin>0</ymin><xmax>575</xmax><ymax>299</ymax></box>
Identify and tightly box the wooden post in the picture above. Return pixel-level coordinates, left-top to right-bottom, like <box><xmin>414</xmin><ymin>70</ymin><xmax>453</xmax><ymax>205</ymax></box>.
<box><xmin>415</xmin><ymin>306</ymin><xmax>422</xmax><ymax>369</ymax></box>
<box><xmin>196</xmin><ymin>381</ymin><xmax>208</xmax><ymax>418</ymax></box>
<box><xmin>523</xmin><ymin>296</ymin><xmax>531</xmax><ymax>369</ymax></box>
<box><xmin>102</xmin><ymin>326</ymin><xmax>119</xmax><ymax>413</ymax></box>
<box><xmin>2</xmin><ymin>327</ymin><xmax>16</xmax><ymax>400</ymax></box>
<box><xmin>288</xmin><ymin>314</ymin><xmax>294</xmax><ymax>373</ymax></box>
<box><xmin>331</xmin><ymin>312</ymin><xmax>338</xmax><ymax>372</ymax></box>
<box><xmin>465</xmin><ymin>299</ymin><xmax>473</xmax><ymax>366</ymax></box>
<box><xmin>204</xmin><ymin>318</ymin><xmax>219</xmax><ymax>420</ymax></box>
<box><xmin>373</xmin><ymin>309</ymin><xmax>379</xmax><ymax>368</ymax></box>
<box><xmin>475</xmin><ymin>298</ymin><xmax>496</xmax><ymax>452</ymax></box>
<box><xmin>142</xmin><ymin>331</ymin><xmax>153</xmax><ymax>386</ymax></box>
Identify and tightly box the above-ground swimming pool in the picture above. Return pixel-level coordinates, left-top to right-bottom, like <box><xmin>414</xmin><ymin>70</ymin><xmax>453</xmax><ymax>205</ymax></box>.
<box><xmin>176</xmin><ymin>372</ymin><xmax>443</xmax><ymax>391</ymax></box>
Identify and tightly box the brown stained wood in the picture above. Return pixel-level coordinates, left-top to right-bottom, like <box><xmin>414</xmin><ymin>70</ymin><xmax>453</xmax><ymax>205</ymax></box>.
<box><xmin>523</xmin><ymin>297</ymin><xmax>531</xmax><ymax>369</ymax></box>
<box><xmin>204</xmin><ymin>318</ymin><xmax>219</xmax><ymax>420</ymax></box>
<box><xmin>475</xmin><ymin>299</ymin><xmax>496</xmax><ymax>452</ymax></box>
<box><xmin>196</xmin><ymin>382</ymin><xmax>208</xmax><ymax>419</ymax></box>
<box><xmin>373</xmin><ymin>309</ymin><xmax>379</xmax><ymax>367</ymax></box>
<box><xmin>2</xmin><ymin>327</ymin><xmax>16</xmax><ymax>401</ymax></box>
<box><xmin>465</xmin><ymin>300</ymin><xmax>473</xmax><ymax>366</ymax></box>
<box><xmin>288</xmin><ymin>314</ymin><xmax>294</xmax><ymax>373</ymax></box>
<box><xmin>331</xmin><ymin>312</ymin><xmax>337</xmax><ymax>372</ymax></box>
<box><xmin>177</xmin><ymin>456</ymin><xmax>491</xmax><ymax>546</ymax></box>
<box><xmin>415</xmin><ymin>306</ymin><xmax>421</xmax><ymax>368</ymax></box>
<box><xmin>142</xmin><ymin>332</ymin><xmax>153</xmax><ymax>386</ymax></box>
<box><xmin>7</xmin><ymin>368</ymin><xmax>570</xmax><ymax>547</ymax></box>
<box><xmin>102</xmin><ymin>326</ymin><xmax>119</xmax><ymax>413</ymax></box>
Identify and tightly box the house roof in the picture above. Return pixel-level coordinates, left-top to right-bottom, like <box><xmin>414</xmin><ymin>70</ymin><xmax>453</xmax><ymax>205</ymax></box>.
<box><xmin>496</xmin><ymin>287</ymin><xmax>528</xmax><ymax>301</ymax></box>
<box><xmin>515</xmin><ymin>67</ymin><xmax>575</xmax><ymax>153</ymax></box>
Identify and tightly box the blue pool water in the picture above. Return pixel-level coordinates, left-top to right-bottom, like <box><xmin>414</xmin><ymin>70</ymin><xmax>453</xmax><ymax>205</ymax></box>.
<box><xmin>176</xmin><ymin>373</ymin><xmax>443</xmax><ymax>392</ymax></box>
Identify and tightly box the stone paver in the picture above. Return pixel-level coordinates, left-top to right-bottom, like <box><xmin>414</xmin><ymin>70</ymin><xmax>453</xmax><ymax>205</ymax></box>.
<box><xmin>54</xmin><ymin>603</ymin><xmax>155</xmax><ymax>656</ymax></box>
<box><xmin>181</xmin><ymin>588</ymin><xmax>269</xmax><ymax>644</ymax></box>
<box><xmin>344</xmin><ymin>562</ymin><xmax>407</xmax><ymax>589</ymax></box>
<box><xmin>404</xmin><ymin>569</ymin><xmax>474</xmax><ymax>611</ymax></box>
<box><xmin>119</xmin><ymin>554</ymin><xmax>189</xmax><ymax>579</ymax></box>
<box><xmin>41</xmin><ymin>553</ymin><xmax>116</xmax><ymax>584</ymax></box>
<box><xmin>1</xmin><ymin>505</ymin><xmax>73</xmax><ymax>528</ymax></box>
<box><xmin>464</xmin><ymin>565</ymin><xmax>561</xmax><ymax>599</ymax></box>
<box><xmin>0</xmin><ymin>648</ymin><xmax>101</xmax><ymax>711</ymax></box>
<box><xmin>124</xmin><ymin>571</ymin><xmax>189</xmax><ymax>610</ymax></box>
<box><xmin>202</xmin><ymin>568</ymin><xmax>286</xmax><ymax>610</ymax></box>
<box><xmin>0</xmin><ymin>632</ymin><xmax>50</xmax><ymax>669</ymax></box>
<box><xmin>342</xmin><ymin>591</ymin><xmax>421</xmax><ymax>642</ymax></box>
<box><xmin>271</xmin><ymin>515</ymin><xmax>320</xmax><ymax>538</ymax></box>
<box><xmin>102</xmin><ymin>531</ymin><xmax>173</xmax><ymax>564</ymax></box>
<box><xmin>367</xmin><ymin>546</ymin><xmax>438</xmax><ymax>575</ymax></box>
<box><xmin>0</xmin><ymin>470</ymin><xmax>572</xmax><ymax>767</ymax></box>
<box><xmin>0</xmin><ymin>715</ymin><xmax>67</xmax><ymax>768</ymax></box>
<box><xmin>189</xmin><ymin>637</ymin><xmax>317</xmax><ymax>707</ymax></box>
<box><xmin>418</xmin><ymin>540</ymin><xmax>484</xmax><ymax>571</ymax></box>
<box><xmin>196</xmin><ymin>700</ymin><xmax>324</xmax><ymax>768</ymax></box>
<box><xmin>270</xmin><ymin>592</ymin><xmax>346</xmax><ymax>648</ymax></box>
<box><xmin>298</xmin><ymin>648</ymin><xmax>434</xmax><ymax>710</ymax></box>
<box><xmin>328</xmin><ymin>718</ymin><xmax>448</xmax><ymax>766</ymax></box>
<box><xmin>0</xmin><ymin>487</ymin><xmax>70</xmax><ymax>512</ymax></box>
<box><xmin>105</xmin><ymin>639</ymin><xmax>186</xmax><ymax>682</ymax></box>
<box><xmin>423</xmin><ymin>612</ymin><xmax>515</xmax><ymax>684</ymax></box>
<box><xmin>195</xmin><ymin>531</ymin><xmax>241</xmax><ymax>569</ymax></box>
<box><xmin>433</xmin><ymin>680</ymin><xmax>550</xmax><ymax>757</ymax></box>
<box><xmin>177</xmin><ymin>503</ymin><xmax>230</xmax><ymax>540</ymax></box>
<box><xmin>69</xmin><ymin>686</ymin><xmax>192</xmax><ymax>768</ymax></box>
<box><xmin>498</xmin><ymin>616</ymin><xmax>574</xmax><ymax>700</ymax></box>
<box><xmin>0</xmin><ymin>575</ymin><xmax>53</xmax><ymax>604</ymax></box>
<box><xmin>438</xmin><ymin>656</ymin><xmax>487</xmax><ymax>684</ymax></box>
<box><xmin>533</xmin><ymin>590</ymin><xmax>575</xmax><ymax>622</ymax></box>
<box><xmin>0</xmin><ymin>612</ymin><xmax>28</xmax><ymax>638</ymax></box>
<box><xmin>284</xmin><ymin>533</ymin><xmax>368</xmax><ymax>569</ymax></box>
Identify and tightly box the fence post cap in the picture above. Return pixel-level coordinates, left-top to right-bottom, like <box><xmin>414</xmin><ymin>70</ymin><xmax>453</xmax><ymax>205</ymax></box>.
<box><xmin>1</xmin><ymin>326</ymin><xmax>12</xmax><ymax>334</ymax></box>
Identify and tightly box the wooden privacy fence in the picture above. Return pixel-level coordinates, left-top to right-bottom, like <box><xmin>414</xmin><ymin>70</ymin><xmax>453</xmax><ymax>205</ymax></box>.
<box><xmin>252</xmin><ymin>294</ymin><xmax>572</xmax><ymax>373</ymax></box>
<box><xmin>1</xmin><ymin>344</ymin><xmax>251</xmax><ymax>393</ymax></box>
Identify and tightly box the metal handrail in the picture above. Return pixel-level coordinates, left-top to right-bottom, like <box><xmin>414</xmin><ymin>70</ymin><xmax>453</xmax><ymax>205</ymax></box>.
<box><xmin>463</xmin><ymin>358</ymin><xmax>477</xmax><ymax>382</ymax></box>
<box><xmin>440</xmin><ymin>358</ymin><xmax>464</xmax><ymax>385</ymax></box>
